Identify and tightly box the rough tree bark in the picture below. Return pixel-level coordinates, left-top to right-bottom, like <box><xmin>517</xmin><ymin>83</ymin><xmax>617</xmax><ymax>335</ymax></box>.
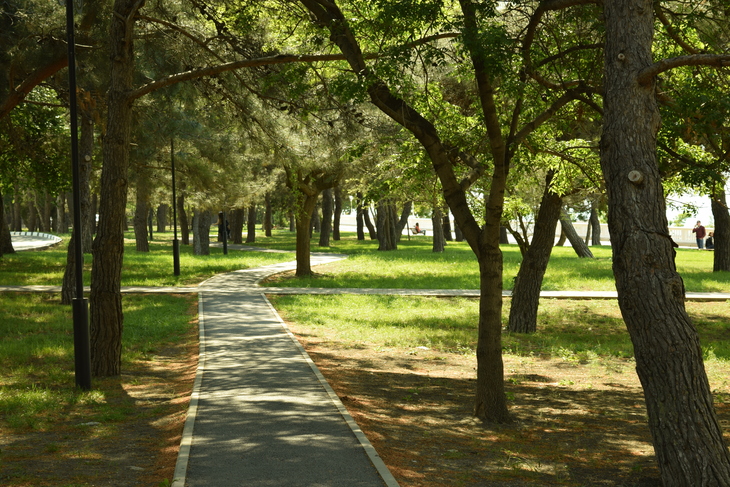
<box><xmin>711</xmin><ymin>187</ymin><xmax>730</xmax><ymax>272</ymax></box>
<box><xmin>602</xmin><ymin>0</ymin><xmax>730</xmax><ymax>483</ymax></box>
<box><xmin>192</xmin><ymin>209</ymin><xmax>212</xmax><ymax>255</ymax></box>
<box><xmin>589</xmin><ymin>201</ymin><xmax>601</xmax><ymax>246</ymax></box>
<box><xmin>508</xmin><ymin>171</ymin><xmax>562</xmax><ymax>333</ymax></box>
<box><xmin>559</xmin><ymin>210</ymin><xmax>594</xmax><ymax>258</ymax></box>
<box><xmin>230</xmin><ymin>208</ymin><xmax>245</xmax><ymax>244</ymax></box>
<box><xmin>89</xmin><ymin>0</ymin><xmax>140</xmax><ymax>377</ymax></box>
<box><xmin>376</xmin><ymin>199</ymin><xmax>397</xmax><ymax>250</ymax></box>
<box><xmin>156</xmin><ymin>204</ymin><xmax>168</xmax><ymax>233</ymax></box>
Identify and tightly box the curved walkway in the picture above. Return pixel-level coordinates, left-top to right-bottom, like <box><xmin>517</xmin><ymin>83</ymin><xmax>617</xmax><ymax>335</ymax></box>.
<box><xmin>173</xmin><ymin>253</ymin><xmax>398</xmax><ymax>487</ymax></box>
<box><xmin>2</xmin><ymin>241</ymin><xmax>730</xmax><ymax>486</ymax></box>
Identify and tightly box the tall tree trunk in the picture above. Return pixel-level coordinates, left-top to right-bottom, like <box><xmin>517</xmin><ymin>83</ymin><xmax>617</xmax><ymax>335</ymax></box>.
<box><xmin>711</xmin><ymin>187</ymin><xmax>730</xmax><ymax>272</ymax></box>
<box><xmin>319</xmin><ymin>188</ymin><xmax>333</xmax><ymax>247</ymax></box>
<box><xmin>133</xmin><ymin>179</ymin><xmax>150</xmax><ymax>252</ymax></box>
<box><xmin>559</xmin><ymin>210</ymin><xmax>594</xmax><ymax>258</ymax></box>
<box><xmin>432</xmin><ymin>206</ymin><xmax>445</xmax><ymax>252</ymax></box>
<box><xmin>27</xmin><ymin>195</ymin><xmax>38</xmax><ymax>232</ymax></box>
<box><xmin>41</xmin><ymin>190</ymin><xmax>52</xmax><ymax>232</ymax></box>
<box><xmin>56</xmin><ymin>193</ymin><xmax>67</xmax><ymax>233</ymax></box>
<box><xmin>0</xmin><ymin>190</ymin><xmax>14</xmax><ymax>255</ymax></box>
<box><xmin>288</xmin><ymin>210</ymin><xmax>295</xmax><ymax>232</ymax></box>
<box><xmin>508</xmin><ymin>171</ymin><xmax>562</xmax><ymax>333</ymax></box>
<box><xmin>264</xmin><ymin>194</ymin><xmax>273</xmax><ymax>237</ymax></box>
<box><xmin>246</xmin><ymin>205</ymin><xmax>256</xmax><ymax>243</ymax></box>
<box><xmin>12</xmin><ymin>185</ymin><xmax>22</xmax><ymax>231</ymax></box>
<box><xmin>192</xmin><ymin>209</ymin><xmax>212</xmax><ymax>255</ymax></box>
<box><xmin>295</xmin><ymin>192</ymin><xmax>319</xmax><ymax>276</ymax></box>
<box><xmin>555</xmin><ymin>225</ymin><xmax>567</xmax><ymax>246</ymax></box>
<box><xmin>89</xmin><ymin>0</ymin><xmax>141</xmax><ymax>377</ymax></box>
<box><xmin>442</xmin><ymin>208</ymin><xmax>453</xmax><ymax>241</ymax></box>
<box><xmin>355</xmin><ymin>191</ymin><xmax>365</xmax><ymax>240</ymax></box>
<box><xmin>80</xmin><ymin>110</ymin><xmax>94</xmax><ymax>252</ymax></box>
<box><xmin>61</xmin><ymin>233</ymin><xmax>78</xmax><ymax>305</ymax></box>
<box><xmin>230</xmin><ymin>208</ymin><xmax>245</xmax><ymax>244</ymax></box>
<box><xmin>177</xmin><ymin>189</ymin><xmax>189</xmax><ymax>245</ymax></box>
<box><xmin>156</xmin><ymin>204</ymin><xmax>168</xmax><ymax>233</ymax></box>
<box><xmin>376</xmin><ymin>200</ymin><xmax>397</xmax><ymax>251</ymax></box>
<box><xmin>333</xmin><ymin>186</ymin><xmax>342</xmax><ymax>240</ymax></box>
<box><xmin>602</xmin><ymin>1</ymin><xmax>730</xmax><ymax>483</ymax></box>
<box><xmin>584</xmin><ymin>217</ymin><xmax>592</xmax><ymax>245</ymax></box>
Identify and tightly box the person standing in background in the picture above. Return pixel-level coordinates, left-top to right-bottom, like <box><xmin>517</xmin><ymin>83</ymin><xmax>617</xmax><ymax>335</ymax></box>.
<box><xmin>692</xmin><ymin>221</ymin><xmax>706</xmax><ymax>249</ymax></box>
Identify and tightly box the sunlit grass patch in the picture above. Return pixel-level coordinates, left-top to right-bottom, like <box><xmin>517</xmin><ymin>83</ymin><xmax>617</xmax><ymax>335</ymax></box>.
<box><xmin>0</xmin><ymin>293</ymin><xmax>195</xmax><ymax>431</ymax></box>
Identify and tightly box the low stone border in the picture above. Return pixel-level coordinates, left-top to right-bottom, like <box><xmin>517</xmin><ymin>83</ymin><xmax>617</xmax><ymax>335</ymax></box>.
<box><xmin>10</xmin><ymin>231</ymin><xmax>63</xmax><ymax>243</ymax></box>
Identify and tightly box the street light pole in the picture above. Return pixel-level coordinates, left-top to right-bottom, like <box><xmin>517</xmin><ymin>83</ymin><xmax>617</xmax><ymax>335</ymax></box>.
<box><xmin>171</xmin><ymin>138</ymin><xmax>180</xmax><ymax>276</ymax></box>
<box><xmin>66</xmin><ymin>0</ymin><xmax>91</xmax><ymax>390</ymax></box>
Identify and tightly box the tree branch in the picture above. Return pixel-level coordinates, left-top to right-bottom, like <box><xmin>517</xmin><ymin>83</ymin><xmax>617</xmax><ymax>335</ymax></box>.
<box><xmin>638</xmin><ymin>54</ymin><xmax>730</xmax><ymax>85</ymax></box>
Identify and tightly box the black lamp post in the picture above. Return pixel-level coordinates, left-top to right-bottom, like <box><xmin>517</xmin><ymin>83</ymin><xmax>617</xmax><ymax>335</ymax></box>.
<box><xmin>65</xmin><ymin>0</ymin><xmax>91</xmax><ymax>390</ymax></box>
<box><xmin>171</xmin><ymin>138</ymin><xmax>180</xmax><ymax>276</ymax></box>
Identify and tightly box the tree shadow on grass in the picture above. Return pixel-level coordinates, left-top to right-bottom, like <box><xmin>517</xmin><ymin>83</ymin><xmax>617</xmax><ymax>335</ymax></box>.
<box><xmin>307</xmin><ymin>345</ymin><xmax>667</xmax><ymax>487</ymax></box>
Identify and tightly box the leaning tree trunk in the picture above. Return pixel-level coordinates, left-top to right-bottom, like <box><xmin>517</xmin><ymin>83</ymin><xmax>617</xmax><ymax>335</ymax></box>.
<box><xmin>508</xmin><ymin>171</ymin><xmax>562</xmax><ymax>333</ymax></box>
<box><xmin>333</xmin><ymin>186</ymin><xmax>342</xmax><ymax>241</ymax></box>
<box><xmin>363</xmin><ymin>206</ymin><xmax>377</xmax><ymax>240</ymax></box>
<box><xmin>602</xmin><ymin>1</ymin><xmax>730</xmax><ymax>484</ymax></box>
<box><xmin>499</xmin><ymin>225</ymin><xmax>509</xmax><ymax>244</ymax></box>
<box><xmin>89</xmin><ymin>0</ymin><xmax>141</xmax><ymax>377</ymax></box>
<box><xmin>711</xmin><ymin>188</ymin><xmax>730</xmax><ymax>272</ymax></box>
<box><xmin>432</xmin><ymin>206</ymin><xmax>445</xmax><ymax>253</ymax></box>
<box><xmin>246</xmin><ymin>205</ymin><xmax>256</xmax><ymax>243</ymax></box>
<box><xmin>319</xmin><ymin>188</ymin><xmax>333</xmax><ymax>247</ymax></box>
<box><xmin>559</xmin><ymin>210</ymin><xmax>593</xmax><ymax>258</ymax></box>
<box><xmin>394</xmin><ymin>200</ymin><xmax>412</xmax><ymax>243</ymax></box>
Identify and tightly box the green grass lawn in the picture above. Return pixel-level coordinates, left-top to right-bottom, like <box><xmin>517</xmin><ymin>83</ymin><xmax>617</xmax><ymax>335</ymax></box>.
<box><xmin>0</xmin><ymin>232</ymin><xmax>294</xmax><ymax>286</ymax></box>
<box><xmin>254</xmin><ymin>231</ymin><xmax>729</xmax><ymax>293</ymax></box>
<box><xmin>0</xmin><ymin>292</ymin><xmax>195</xmax><ymax>429</ymax></box>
